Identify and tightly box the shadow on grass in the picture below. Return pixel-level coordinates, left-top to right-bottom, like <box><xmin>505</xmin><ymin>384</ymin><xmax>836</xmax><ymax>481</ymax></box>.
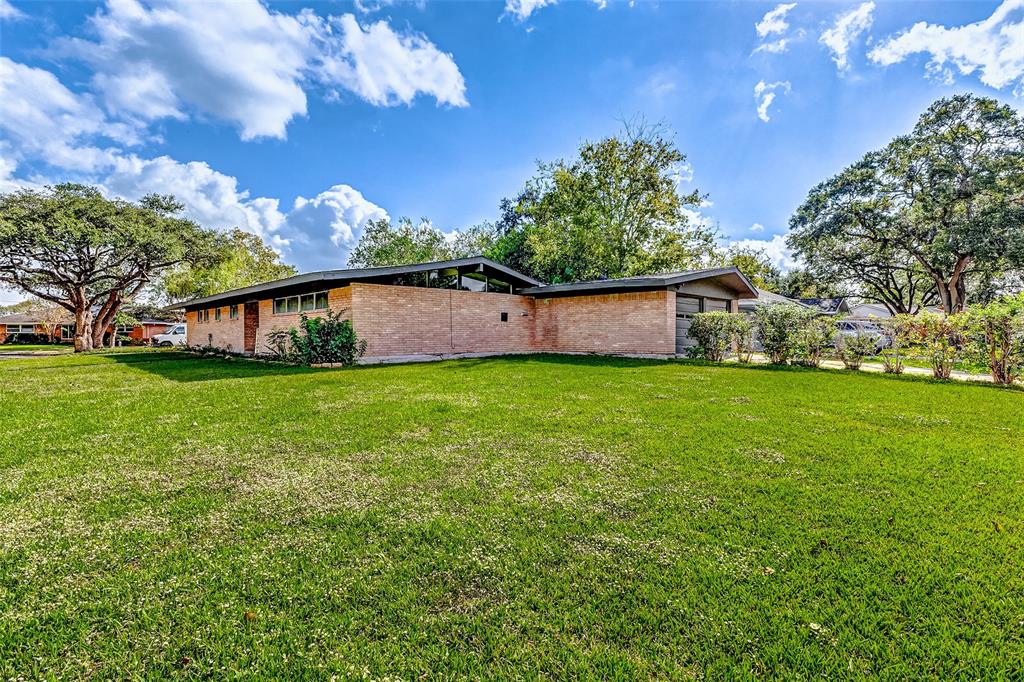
<box><xmin>101</xmin><ymin>351</ymin><xmax>321</xmax><ymax>383</ymax></box>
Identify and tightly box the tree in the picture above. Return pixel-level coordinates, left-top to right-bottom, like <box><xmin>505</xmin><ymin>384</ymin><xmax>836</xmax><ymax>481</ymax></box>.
<box><xmin>159</xmin><ymin>229</ymin><xmax>297</xmax><ymax>303</ymax></box>
<box><xmin>347</xmin><ymin>217</ymin><xmax>453</xmax><ymax>268</ymax></box>
<box><xmin>789</xmin><ymin>94</ymin><xmax>1024</xmax><ymax>313</ymax></box>
<box><xmin>776</xmin><ymin>267</ymin><xmax>842</xmax><ymax>300</ymax></box>
<box><xmin>514</xmin><ymin>122</ymin><xmax>717</xmax><ymax>283</ymax></box>
<box><xmin>0</xmin><ymin>184</ymin><xmax>218</xmax><ymax>351</ymax></box>
<box><xmin>721</xmin><ymin>245</ymin><xmax>780</xmax><ymax>292</ymax></box>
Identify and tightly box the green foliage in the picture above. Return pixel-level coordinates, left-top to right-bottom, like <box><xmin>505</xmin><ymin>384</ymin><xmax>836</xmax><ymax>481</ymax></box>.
<box><xmin>348</xmin><ymin>217</ymin><xmax>453</xmax><ymax>268</ymax></box>
<box><xmin>962</xmin><ymin>294</ymin><xmax>1024</xmax><ymax>385</ymax></box>
<box><xmin>509</xmin><ymin>122</ymin><xmax>717</xmax><ymax>282</ymax></box>
<box><xmin>792</xmin><ymin>315</ymin><xmax>836</xmax><ymax>367</ymax></box>
<box><xmin>687</xmin><ymin>312</ymin><xmax>735</xmax><ymax>361</ymax></box>
<box><xmin>907</xmin><ymin>312</ymin><xmax>967</xmax><ymax>380</ymax></box>
<box><xmin>753</xmin><ymin>304</ymin><xmax>816</xmax><ymax>365</ymax></box>
<box><xmin>721</xmin><ymin>245</ymin><xmax>780</xmax><ymax>292</ymax></box>
<box><xmin>732</xmin><ymin>314</ymin><xmax>755</xmax><ymax>363</ymax></box>
<box><xmin>777</xmin><ymin>267</ymin><xmax>842</xmax><ymax>300</ymax></box>
<box><xmin>286</xmin><ymin>310</ymin><xmax>367</xmax><ymax>366</ymax></box>
<box><xmin>789</xmin><ymin>94</ymin><xmax>1024</xmax><ymax>313</ymax></box>
<box><xmin>835</xmin><ymin>331</ymin><xmax>876</xmax><ymax>370</ymax></box>
<box><xmin>160</xmin><ymin>229</ymin><xmax>296</xmax><ymax>302</ymax></box>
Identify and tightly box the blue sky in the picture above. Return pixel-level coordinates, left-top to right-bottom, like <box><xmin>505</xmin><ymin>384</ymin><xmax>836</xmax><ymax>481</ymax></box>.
<box><xmin>1</xmin><ymin>0</ymin><xmax>1022</xmax><ymax>303</ymax></box>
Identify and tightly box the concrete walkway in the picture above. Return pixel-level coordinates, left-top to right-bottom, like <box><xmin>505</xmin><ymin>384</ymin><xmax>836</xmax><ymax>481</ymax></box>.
<box><xmin>735</xmin><ymin>354</ymin><xmax>997</xmax><ymax>384</ymax></box>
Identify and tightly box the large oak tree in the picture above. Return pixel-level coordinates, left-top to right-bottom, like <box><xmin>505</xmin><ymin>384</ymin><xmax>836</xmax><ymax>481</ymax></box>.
<box><xmin>0</xmin><ymin>184</ymin><xmax>217</xmax><ymax>351</ymax></box>
<box><xmin>789</xmin><ymin>95</ymin><xmax>1024</xmax><ymax>313</ymax></box>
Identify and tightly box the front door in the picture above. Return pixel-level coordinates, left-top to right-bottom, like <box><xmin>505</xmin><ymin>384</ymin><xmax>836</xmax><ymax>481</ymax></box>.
<box><xmin>243</xmin><ymin>301</ymin><xmax>259</xmax><ymax>354</ymax></box>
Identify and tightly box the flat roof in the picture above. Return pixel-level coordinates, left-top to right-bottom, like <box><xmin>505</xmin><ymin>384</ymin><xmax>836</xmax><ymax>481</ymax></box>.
<box><xmin>521</xmin><ymin>267</ymin><xmax>758</xmax><ymax>298</ymax></box>
<box><xmin>167</xmin><ymin>256</ymin><xmax>545</xmax><ymax>310</ymax></box>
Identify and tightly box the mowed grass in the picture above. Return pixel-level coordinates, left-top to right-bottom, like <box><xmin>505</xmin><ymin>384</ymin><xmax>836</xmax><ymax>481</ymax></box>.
<box><xmin>1</xmin><ymin>351</ymin><xmax>1022</xmax><ymax>679</ymax></box>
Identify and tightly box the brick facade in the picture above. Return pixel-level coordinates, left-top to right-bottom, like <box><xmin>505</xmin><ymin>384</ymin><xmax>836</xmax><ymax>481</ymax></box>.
<box><xmin>186</xmin><ymin>283</ymin><xmax>731</xmax><ymax>360</ymax></box>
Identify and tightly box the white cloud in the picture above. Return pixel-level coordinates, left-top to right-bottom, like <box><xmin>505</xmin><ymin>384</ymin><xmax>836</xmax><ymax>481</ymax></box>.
<box><xmin>286</xmin><ymin>185</ymin><xmax>389</xmax><ymax>269</ymax></box>
<box><xmin>754</xmin><ymin>37</ymin><xmax>793</xmax><ymax>54</ymax></box>
<box><xmin>756</xmin><ymin>3</ymin><xmax>797</xmax><ymax>38</ymax></box>
<box><xmin>0</xmin><ymin>0</ymin><xmax>24</xmax><ymax>20</ymax></box>
<box><xmin>869</xmin><ymin>0</ymin><xmax>1024</xmax><ymax>90</ymax></box>
<box><xmin>729</xmin><ymin>234</ymin><xmax>800</xmax><ymax>270</ymax></box>
<box><xmin>55</xmin><ymin>0</ymin><xmax>467</xmax><ymax>140</ymax></box>
<box><xmin>754</xmin><ymin>79</ymin><xmax>791</xmax><ymax>122</ymax></box>
<box><xmin>820</xmin><ymin>2</ymin><xmax>875</xmax><ymax>72</ymax></box>
<box><xmin>750</xmin><ymin>222</ymin><xmax>765</xmax><ymax>232</ymax></box>
<box><xmin>0</xmin><ymin>57</ymin><xmax>139</xmax><ymax>172</ymax></box>
<box><xmin>318</xmin><ymin>14</ymin><xmax>467</xmax><ymax>107</ymax></box>
<box><xmin>504</xmin><ymin>0</ymin><xmax>557</xmax><ymax>22</ymax></box>
<box><xmin>0</xmin><ymin>58</ymin><xmax>390</xmax><ymax>271</ymax></box>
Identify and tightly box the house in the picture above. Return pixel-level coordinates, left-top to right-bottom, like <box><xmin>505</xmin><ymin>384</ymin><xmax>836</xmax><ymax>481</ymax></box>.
<box><xmin>168</xmin><ymin>256</ymin><xmax>757</xmax><ymax>360</ymax></box>
<box><xmin>0</xmin><ymin>313</ymin><xmax>75</xmax><ymax>344</ymax></box>
<box><xmin>0</xmin><ymin>312</ymin><xmax>176</xmax><ymax>345</ymax></box>
<box><xmin>738</xmin><ymin>288</ymin><xmax>813</xmax><ymax>314</ymax></box>
<box><xmin>798</xmin><ymin>297</ymin><xmax>851</xmax><ymax>316</ymax></box>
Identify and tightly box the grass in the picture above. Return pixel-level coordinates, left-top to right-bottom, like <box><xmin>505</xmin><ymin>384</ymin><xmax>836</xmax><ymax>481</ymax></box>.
<box><xmin>0</xmin><ymin>344</ymin><xmax>73</xmax><ymax>353</ymax></box>
<box><xmin>1</xmin><ymin>350</ymin><xmax>1022</xmax><ymax>678</ymax></box>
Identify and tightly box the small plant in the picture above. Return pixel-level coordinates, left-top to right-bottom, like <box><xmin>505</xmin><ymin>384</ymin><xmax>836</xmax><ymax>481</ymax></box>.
<box><xmin>287</xmin><ymin>310</ymin><xmax>367</xmax><ymax>366</ymax></box>
<box><xmin>688</xmin><ymin>312</ymin><xmax>734</xmax><ymax>361</ymax></box>
<box><xmin>962</xmin><ymin>294</ymin><xmax>1024</xmax><ymax>385</ymax></box>
<box><xmin>879</xmin><ymin>314</ymin><xmax>914</xmax><ymax>374</ymax></box>
<box><xmin>792</xmin><ymin>315</ymin><xmax>835</xmax><ymax>367</ymax></box>
<box><xmin>908</xmin><ymin>312</ymin><xmax>966</xmax><ymax>380</ymax></box>
<box><xmin>264</xmin><ymin>329</ymin><xmax>291</xmax><ymax>361</ymax></box>
<box><xmin>753</xmin><ymin>304</ymin><xmax>813</xmax><ymax>365</ymax></box>
<box><xmin>836</xmin><ymin>332</ymin><xmax>875</xmax><ymax>370</ymax></box>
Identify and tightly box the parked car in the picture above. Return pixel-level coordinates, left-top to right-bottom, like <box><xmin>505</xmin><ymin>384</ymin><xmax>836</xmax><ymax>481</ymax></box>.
<box><xmin>151</xmin><ymin>324</ymin><xmax>187</xmax><ymax>347</ymax></box>
<box><xmin>835</xmin><ymin>319</ymin><xmax>890</xmax><ymax>352</ymax></box>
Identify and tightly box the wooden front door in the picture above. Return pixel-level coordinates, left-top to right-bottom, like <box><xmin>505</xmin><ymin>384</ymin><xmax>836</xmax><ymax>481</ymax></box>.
<box><xmin>243</xmin><ymin>301</ymin><xmax>259</xmax><ymax>354</ymax></box>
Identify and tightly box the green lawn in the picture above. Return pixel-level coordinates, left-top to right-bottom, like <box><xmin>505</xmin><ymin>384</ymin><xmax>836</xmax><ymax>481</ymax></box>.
<box><xmin>1</xmin><ymin>351</ymin><xmax>1022</xmax><ymax>678</ymax></box>
<box><xmin>0</xmin><ymin>344</ymin><xmax>73</xmax><ymax>353</ymax></box>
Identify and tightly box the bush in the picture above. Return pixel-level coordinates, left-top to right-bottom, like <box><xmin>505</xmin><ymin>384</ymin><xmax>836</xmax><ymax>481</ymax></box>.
<box><xmin>907</xmin><ymin>312</ymin><xmax>966</xmax><ymax>380</ymax></box>
<box><xmin>688</xmin><ymin>312</ymin><xmax>735</xmax><ymax>361</ymax></box>
<box><xmin>836</xmin><ymin>332</ymin><xmax>875</xmax><ymax>370</ymax></box>
<box><xmin>732</xmin><ymin>315</ymin><xmax>755</xmax><ymax>364</ymax></box>
<box><xmin>753</xmin><ymin>304</ymin><xmax>815</xmax><ymax>365</ymax></box>
<box><xmin>287</xmin><ymin>310</ymin><xmax>367</xmax><ymax>366</ymax></box>
<box><xmin>879</xmin><ymin>314</ymin><xmax>915</xmax><ymax>374</ymax></box>
<box><xmin>792</xmin><ymin>315</ymin><xmax>835</xmax><ymax>367</ymax></box>
<box><xmin>962</xmin><ymin>294</ymin><xmax>1024</xmax><ymax>385</ymax></box>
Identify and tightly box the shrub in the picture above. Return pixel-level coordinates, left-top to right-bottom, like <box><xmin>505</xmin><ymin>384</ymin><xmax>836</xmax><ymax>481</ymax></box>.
<box><xmin>907</xmin><ymin>312</ymin><xmax>966</xmax><ymax>380</ymax></box>
<box><xmin>836</xmin><ymin>332</ymin><xmax>875</xmax><ymax>370</ymax></box>
<box><xmin>962</xmin><ymin>294</ymin><xmax>1024</xmax><ymax>385</ymax></box>
<box><xmin>287</xmin><ymin>310</ymin><xmax>367</xmax><ymax>366</ymax></box>
<box><xmin>792</xmin><ymin>315</ymin><xmax>835</xmax><ymax>367</ymax></box>
<box><xmin>688</xmin><ymin>312</ymin><xmax>734</xmax><ymax>361</ymax></box>
<box><xmin>732</xmin><ymin>315</ymin><xmax>755</xmax><ymax>363</ymax></box>
<box><xmin>753</xmin><ymin>304</ymin><xmax>815</xmax><ymax>365</ymax></box>
<box><xmin>878</xmin><ymin>314</ymin><xmax>915</xmax><ymax>374</ymax></box>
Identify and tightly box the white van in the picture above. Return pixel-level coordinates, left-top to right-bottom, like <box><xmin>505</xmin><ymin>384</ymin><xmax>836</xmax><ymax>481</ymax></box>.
<box><xmin>152</xmin><ymin>324</ymin><xmax>187</xmax><ymax>347</ymax></box>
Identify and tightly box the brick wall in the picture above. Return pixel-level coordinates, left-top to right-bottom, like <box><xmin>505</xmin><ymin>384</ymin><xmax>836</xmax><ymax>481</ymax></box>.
<box><xmin>532</xmin><ymin>290</ymin><xmax>676</xmax><ymax>355</ymax></box>
<box><xmin>254</xmin><ymin>286</ymin><xmax>352</xmax><ymax>354</ymax></box>
<box><xmin>186</xmin><ymin>306</ymin><xmax>245</xmax><ymax>351</ymax></box>
<box><xmin>349</xmin><ymin>283</ymin><xmax>535</xmax><ymax>357</ymax></box>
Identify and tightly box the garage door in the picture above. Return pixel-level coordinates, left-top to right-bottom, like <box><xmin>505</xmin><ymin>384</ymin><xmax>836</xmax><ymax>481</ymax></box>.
<box><xmin>704</xmin><ymin>298</ymin><xmax>729</xmax><ymax>313</ymax></box>
<box><xmin>675</xmin><ymin>296</ymin><xmax>701</xmax><ymax>353</ymax></box>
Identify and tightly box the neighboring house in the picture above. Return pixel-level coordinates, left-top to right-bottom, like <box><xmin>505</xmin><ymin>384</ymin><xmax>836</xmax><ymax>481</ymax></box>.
<box><xmin>0</xmin><ymin>312</ymin><xmax>175</xmax><ymax>345</ymax></box>
<box><xmin>798</xmin><ymin>297</ymin><xmax>851</xmax><ymax>316</ymax></box>
<box><xmin>0</xmin><ymin>313</ymin><xmax>75</xmax><ymax>344</ymax></box>
<box><xmin>168</xmin><ymin>256</ymin><xmax>757</xmax><ymax>359</ymax></box>
<box><xmin>738</xmin><ymin>288</ymin><xmax>813</xmax><ymax>314</ymax></box>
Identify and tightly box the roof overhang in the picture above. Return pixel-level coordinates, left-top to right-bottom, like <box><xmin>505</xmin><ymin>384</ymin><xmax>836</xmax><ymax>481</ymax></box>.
<box><xmin>166</xmin><ymin>256</ymin><xmax>544</xmax><ymax>310</ymax></box>
<box><xmin>521</xmin><ymin>267</ymin><xmax>758</xmax><ymax>299</ymax></box>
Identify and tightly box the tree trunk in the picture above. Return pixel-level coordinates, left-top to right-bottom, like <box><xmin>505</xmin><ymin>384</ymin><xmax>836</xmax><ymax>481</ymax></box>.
<box><xmin>73</xmin><ymin>305</ymin><xmax>92</xmax><ymax>352</ymax></box>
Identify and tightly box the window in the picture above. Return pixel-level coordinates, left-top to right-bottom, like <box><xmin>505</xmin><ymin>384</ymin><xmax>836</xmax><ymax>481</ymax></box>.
<box><xmin>203</xmin><ymin>309</ymin><xmax>210</xmax><ymax>322</ymax></box>
<box><xmin>6</xmin><ymin>324</ymin><xmax>36</xmax><ymax>334</ymax></box>
<box><xmin>500</xmin><ymin>312</ymin><xmax>509</xmax><ymax>322</ymax></box>
<box><xmin>274</xmin><ymin>291</ymin><xmax>327</xmax><ymax>314</ymax></box>
<box><xmin>229</xmin><ymin>305</ymin><xmax>238</xmax><ymax>320</ymax></box>
<box><xmin>61</xmin><ymin>324</ymin><xmax>75</xmax><ymax>340</ymax></box>
<box><xmin>215</xmin><ymin>308</ymin><xmax>221</xmax><ymax>321</ymax></box>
